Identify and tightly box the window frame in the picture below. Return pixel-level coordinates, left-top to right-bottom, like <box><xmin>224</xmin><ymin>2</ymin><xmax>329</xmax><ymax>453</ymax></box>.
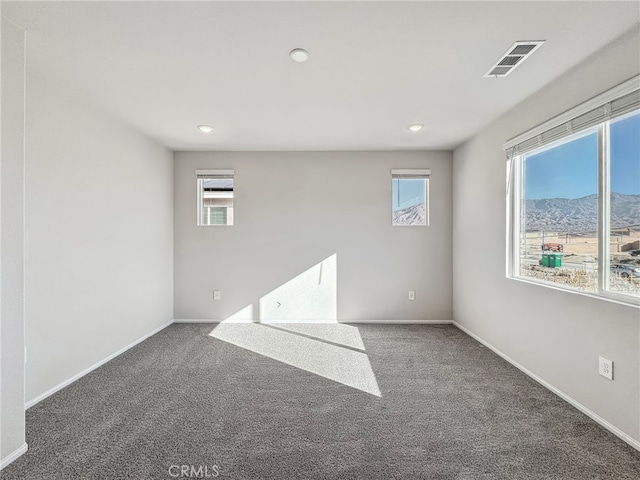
<box><xmin>196</xmin><ymin>169</ymin><xmax>234</xmax><ymax>227</ymax></box>
<box><xmin>391</xmin><ymin>169</ymin><xmax>431</xmax><ymax>227</ymax></box>
<box><xmin>506</xmin><ymin>77</ymin><xmax>640</xmax><ymax>307</ymax></box>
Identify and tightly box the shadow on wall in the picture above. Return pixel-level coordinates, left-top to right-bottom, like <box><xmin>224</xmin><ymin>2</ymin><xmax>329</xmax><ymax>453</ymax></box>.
<box><xmin>208</xmin><ymin>253</ymin><xmax>381</xmax><ymax>396</ymax></box>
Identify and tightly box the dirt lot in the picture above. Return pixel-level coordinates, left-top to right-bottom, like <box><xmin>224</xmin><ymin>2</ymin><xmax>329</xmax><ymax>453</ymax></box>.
<box><xmin>522</xmin><ymin>232</ymin><xmax>640</xmax><ymax>265</ymax></box>
<box><xmin>520</xmin><ymin>263</ymin><xmax>640</xmax><ymax>296</ymax></box>
<box><xmin>519</xmin><ymin>231</ymin><xmax>640</xmax><ymax>297</ymax></box>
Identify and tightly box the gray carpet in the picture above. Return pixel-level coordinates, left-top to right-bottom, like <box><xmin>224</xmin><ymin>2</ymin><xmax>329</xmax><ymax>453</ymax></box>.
<box><xmin>2</xmin><ymin>323</ymin><xmax>639</xmax><ymax>479</ymax></box>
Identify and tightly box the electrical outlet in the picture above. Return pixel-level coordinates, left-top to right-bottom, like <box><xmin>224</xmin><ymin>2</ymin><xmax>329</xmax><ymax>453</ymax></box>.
<box><xmin>408</xmin><ymin>291</ymin><xmax>415</xmax><ymax>301</ymax></box>
<box><xmin>213</xmin><ymin>290</ymin><xmax>221</xmax><ymax>301</ymax></box>
<box><xmin>598</xmin><ymin>356</ymin><xmax>613</xmax><ymax>380</ymax></box>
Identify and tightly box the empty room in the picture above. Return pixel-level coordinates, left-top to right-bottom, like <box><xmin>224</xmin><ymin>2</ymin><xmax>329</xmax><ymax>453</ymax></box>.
<box><xmin>1</xmin><ymin>1</ymin><xmax>640</xmax><ymax>479</ymax></box>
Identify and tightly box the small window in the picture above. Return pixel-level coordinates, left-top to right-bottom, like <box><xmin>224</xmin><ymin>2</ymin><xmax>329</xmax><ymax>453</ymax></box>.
<box><xmin>391</xmin><ymin>169</ymin><xmax>430</xmax><ymax>226</ymax></box>
<box><xmin>196</xmin><ymin>170</ymin><xmax>234</xmax><ymax>226</ymax></box>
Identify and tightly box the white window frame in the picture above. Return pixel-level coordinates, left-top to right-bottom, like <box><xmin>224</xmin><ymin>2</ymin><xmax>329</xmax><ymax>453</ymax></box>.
<box><xmin>196</xmin><ymin>169</ymin><xmax>234</xmax><ymax>227</ymax></box>
<box><xmin>391</xmin><ymin>169</ymin><xmax>431</xmax><ymax>227</ymax></box>
<box><xmin>505</xmin><ymin>76</ymin><xmax>640</xmax><ymax>307</ymax></box>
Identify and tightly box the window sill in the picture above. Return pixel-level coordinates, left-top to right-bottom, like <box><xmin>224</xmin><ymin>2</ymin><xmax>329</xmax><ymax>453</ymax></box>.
<box><xmin>507</xmin><ymin>275</ymin><xmax>640</xmax><ymax>309</ymax></box>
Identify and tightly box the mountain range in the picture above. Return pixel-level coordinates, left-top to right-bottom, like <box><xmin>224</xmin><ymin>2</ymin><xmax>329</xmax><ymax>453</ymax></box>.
<box><xmin>393</xmin><ymin>203</ymin><xmax>426</xmax><ymax>226</ymax></box>
<box><xmin>524</xmin><ymin>192</ymin><xmax>640</xmax><ymax>233</ymax></box>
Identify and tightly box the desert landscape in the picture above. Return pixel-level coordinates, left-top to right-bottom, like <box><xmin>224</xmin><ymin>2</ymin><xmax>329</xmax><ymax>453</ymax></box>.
<box><xmin>519</xmin><ymin>192</ymin><xmax>640</xmax><ymax>296</ymax></box>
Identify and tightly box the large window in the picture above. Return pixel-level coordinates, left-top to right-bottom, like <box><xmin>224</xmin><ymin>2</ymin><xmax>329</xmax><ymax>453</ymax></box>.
<box><xmin>196</xmin><ymin>170</ymin><xmax>234</xmax><ymax>226</ymax></box>
<box><xmin>518</xmin><ymin>130</ymin><xmax>600</xmax><ymax>292</ymax></box>
<box><xmin>609</xmin><ymin>111</ymin><xmax>640</xmax><ymax>295</ymax></box>
<box><xmin>507</xmin><ymin>77</ymin><xmax>640</xmax><ymax>304</ymax></box>
<box><xmin>392</xmin><ymin>169</ymin><xmax>430</xmax><ymax>226</ymax></box>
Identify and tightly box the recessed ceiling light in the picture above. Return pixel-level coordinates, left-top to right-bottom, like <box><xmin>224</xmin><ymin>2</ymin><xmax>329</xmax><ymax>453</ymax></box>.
<box><xmin>290</xmin><ymin>48</ymin><xmax>310</xmax><ymax>63</ymax></box>
<box><xmin>408</xmin><ymin>123</ymin><xmax>424</xmax><ymax>132</ymax></box>
<box><xmin>197</xmin><ymin>125</ymin><xmax>214</xmax><ymax>133</ymax></box>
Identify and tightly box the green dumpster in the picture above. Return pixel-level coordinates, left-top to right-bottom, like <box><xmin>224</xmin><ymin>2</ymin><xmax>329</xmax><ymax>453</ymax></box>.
<box><xmin>541</xmin><ymin>254</ymin><xmax>549</xmax><ymax>267</ymax></box>
<box><xmin>541</xmin><ymin>253</ymin><xmax>562</xmax><ymax>267</ymax></box>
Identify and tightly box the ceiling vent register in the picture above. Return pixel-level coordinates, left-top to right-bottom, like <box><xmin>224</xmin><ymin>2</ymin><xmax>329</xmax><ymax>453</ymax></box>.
<box><xmin>484</xmin><ymin>41</ymin><xmax>545</xmax><ymax>78</ymax></box>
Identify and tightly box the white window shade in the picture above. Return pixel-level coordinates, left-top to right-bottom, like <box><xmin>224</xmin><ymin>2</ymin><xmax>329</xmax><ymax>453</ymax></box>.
<box><xmin>504</xmin><ymin>75</ymin><xmax>640</xmax><ymax>159</ymax></box>
<box><xmin>391</xmin><ymin>169</ymin><xmax>431</xmax><ymax>178</ymax></box>
<box><xmin>195</xmin><ymin>169</ymin><xmax>234</xmax><ymax>179</ymax></box>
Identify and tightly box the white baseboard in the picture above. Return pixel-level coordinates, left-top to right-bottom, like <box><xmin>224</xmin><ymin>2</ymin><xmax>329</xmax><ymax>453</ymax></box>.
<box><xmin>452</xmin><ymin>321</ymin><xmax>640</xmax><ymax>453</ymax></box>
<box><xmin>0</xmin><ymin>443</ymin><xmax>28</xmax><ymax>470</ymax></box>
<box><xmin>341</xmin><ymin>319</ymin><xmax>454</xmax><ymax>325</ymax></box>
<box><xmin>261</xmin><ymin>319</ymin><xmax>338</xmax><ymax>324</ymax></box>
<box><xmin>173</xmin><ymin>318</ymin><xmax>253</xmax><ymax>323</ymax></box>
<box><xmin>174</xmin><ymin>319</ymin><xmax>455</xmax><ymax>325</ymax></box>
<box><xmin>25</xmin><ymin>320</ymin><xmax>173</xmax><ymax>410</ymax></box>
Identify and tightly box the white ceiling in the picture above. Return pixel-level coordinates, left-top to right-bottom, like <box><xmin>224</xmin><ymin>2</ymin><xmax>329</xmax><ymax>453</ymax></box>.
<box><xmin>3</xmin><ymin>1</ymin><xmax>639</xmax><ymax>151</ymax></box>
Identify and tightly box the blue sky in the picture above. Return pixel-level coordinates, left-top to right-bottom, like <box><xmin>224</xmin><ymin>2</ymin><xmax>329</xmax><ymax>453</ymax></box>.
<box><xmin>524</xmin><ymin>112</ymin><xmax>640</xmax><ymax>199</ymax></box>
<box><xmin>392</xmin><ymin>178</ymin><xmax>425</xmax><ymax>210</ymax></box>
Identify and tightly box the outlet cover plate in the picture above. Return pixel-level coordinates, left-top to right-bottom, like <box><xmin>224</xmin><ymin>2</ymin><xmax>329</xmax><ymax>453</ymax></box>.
<box><xmin>598</xmin><ymin>356</ymin><xmax>613</xmax><ymax>380</ymax></box>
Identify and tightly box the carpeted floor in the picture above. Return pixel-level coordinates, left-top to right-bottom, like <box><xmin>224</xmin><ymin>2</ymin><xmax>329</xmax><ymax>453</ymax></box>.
<box><xmin>3</xmin><ymin>323</ymin><xmax>639</xmax><ymax>479</ymax></box>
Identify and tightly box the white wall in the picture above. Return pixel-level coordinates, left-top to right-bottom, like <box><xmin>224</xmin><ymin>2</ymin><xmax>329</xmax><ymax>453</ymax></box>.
<box><xmin>24</xmin><ymin>71</ymin><xmax>174</xmax><ymax>403</ymax></box>
<box><xmin>174</xmin><ymin>151</ymin><xmax>452</xmax><ymax>322</ymax></box>
<box><xmin>1</xmin><ymin>16</ymin><xmax>27</xmax><ymax>466</ymax></box>
<box><xmin>453</xmin><ymin>26</ymin><xmax>640</xmax><ymax>445</ymax></box>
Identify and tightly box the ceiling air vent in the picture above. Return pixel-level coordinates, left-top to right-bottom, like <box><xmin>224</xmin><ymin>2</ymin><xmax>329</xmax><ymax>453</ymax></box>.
<box><xmin>484</xmin><ymin>40</ymin><xmax>545</xmax><ymax>78</ymax></box>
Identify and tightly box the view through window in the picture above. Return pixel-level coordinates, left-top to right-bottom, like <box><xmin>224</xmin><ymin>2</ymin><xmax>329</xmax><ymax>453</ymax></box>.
<box><xmin>513</xmin><ymin>107</ymin><xmax>640</xmax><ymax>301</ymax></box>
<box><xmin>609</xmin><ymin>111</ymin><xmax>640</xmax><ymax>295</ymax></box>
<box><xmin>392</xmin><ymin>170</ymin><xmax>429</xmax><ymax>226</ymax></box>
<box><xmin>520</xmin><ymin>130</ymin><xmax>599</xmax><ymax>292</ymax></box>
<box><xmin>197</xmin><ymin>171</ymin><xmax>234</xmax><ymax>226</ymax></box>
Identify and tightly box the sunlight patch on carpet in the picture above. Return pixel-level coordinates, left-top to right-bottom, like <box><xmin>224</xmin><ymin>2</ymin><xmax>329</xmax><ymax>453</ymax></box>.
<box><xmin>209</xmin><ymin>323</ymin><xmax>380</xmax><ymax>397</ymax></box>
